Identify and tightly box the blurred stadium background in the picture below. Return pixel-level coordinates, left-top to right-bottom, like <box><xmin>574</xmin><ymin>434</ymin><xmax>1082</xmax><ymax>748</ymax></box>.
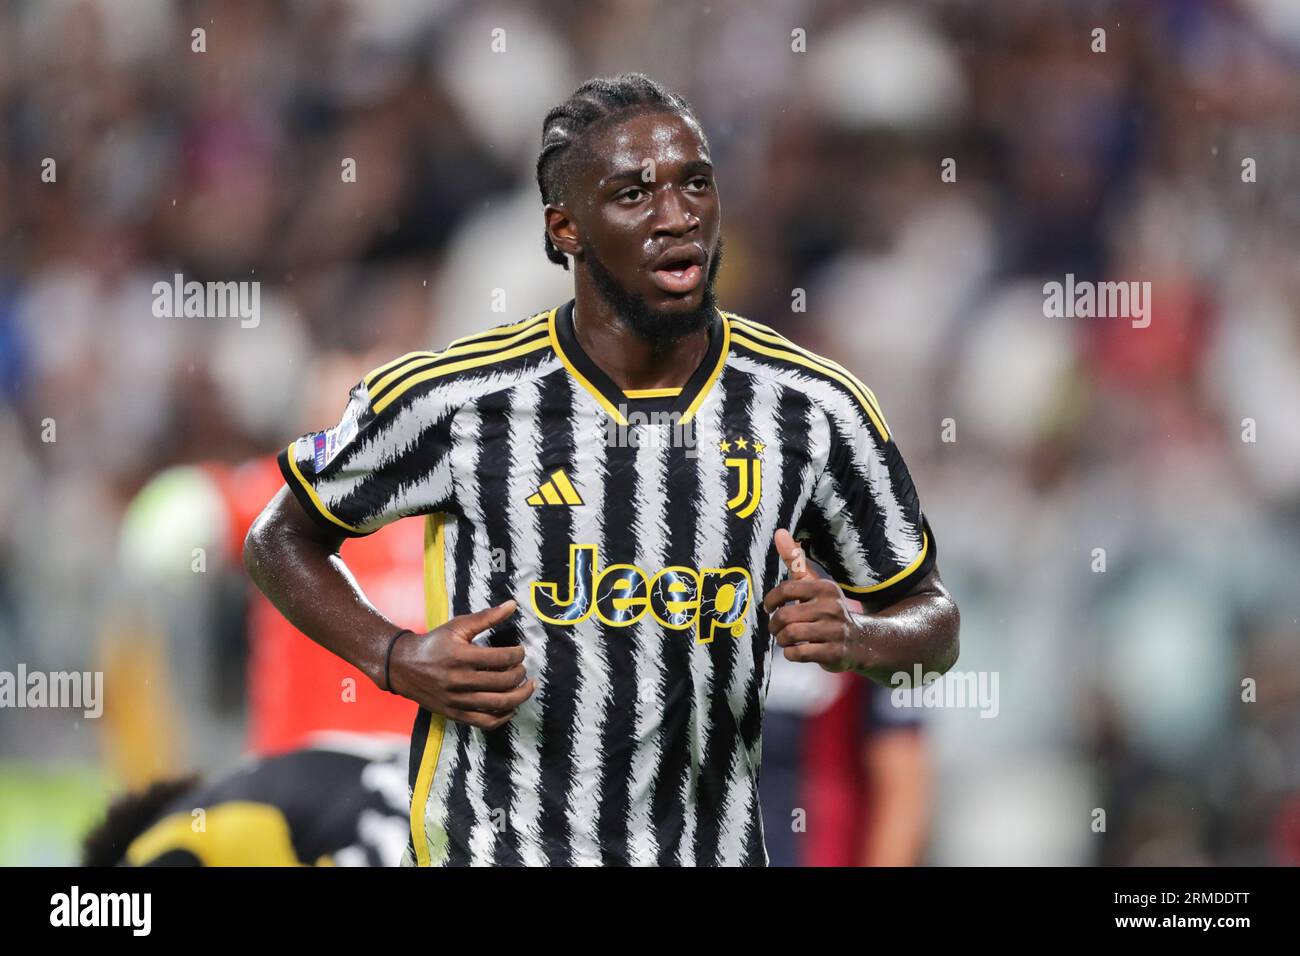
<box><xmin>2</xmin><ymin>0</ymin><xmax>1299</xmax><ymax>866</ymax></box>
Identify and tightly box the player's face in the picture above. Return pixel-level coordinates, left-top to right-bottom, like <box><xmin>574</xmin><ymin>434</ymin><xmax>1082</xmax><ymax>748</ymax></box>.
<box><xmin>573</xmin><ymin>111</ymin><xmax>723</xmax><ymax>343</ymax></box>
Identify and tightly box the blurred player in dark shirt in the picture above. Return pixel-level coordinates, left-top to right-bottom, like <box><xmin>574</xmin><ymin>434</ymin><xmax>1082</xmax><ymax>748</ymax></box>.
<box><xmin>760</xmin><ymin>594</ymin><xmax>931</xmax><ymax>867</ymax></box>
<box><xmin>82</xmin><ymin>733</ymin><xmax>409</xmax><ymax>866</ymax></box>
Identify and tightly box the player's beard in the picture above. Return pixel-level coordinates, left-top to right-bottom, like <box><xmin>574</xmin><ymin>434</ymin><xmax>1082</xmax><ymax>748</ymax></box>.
<box><xmin>583</xmin><ymin>236</ymin><xmax>725</xmax><ymax>349</ymax></box>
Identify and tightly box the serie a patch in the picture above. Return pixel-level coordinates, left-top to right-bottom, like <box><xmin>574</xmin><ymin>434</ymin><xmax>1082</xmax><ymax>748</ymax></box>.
<box><xmin>299</xmin><ymin>403</ymin><xmax>362</xmax><ymax>473</ymax></box>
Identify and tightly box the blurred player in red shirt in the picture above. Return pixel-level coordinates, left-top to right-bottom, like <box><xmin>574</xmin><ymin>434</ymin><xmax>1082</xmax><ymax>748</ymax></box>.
<box><xmin>204</xmin><ymin>454</ymin><xmax>421</xmax><ymax>754</ymax></box>
<box><xmin>759</xmin><ymin>586</ymin><xmax>932</xmax><ymax>866</ymax></box>
<box><xmin>112</xmin><ymin>351</ymin><xmax>420</xmax><ymax>764</ymax></box>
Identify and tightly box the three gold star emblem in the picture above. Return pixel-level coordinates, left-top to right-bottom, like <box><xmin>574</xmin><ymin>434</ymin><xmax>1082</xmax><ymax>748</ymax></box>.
<box><xmin>719</xmin><ymin>436</ymin><xmax>764</xmax><ymax>455</ymax></box>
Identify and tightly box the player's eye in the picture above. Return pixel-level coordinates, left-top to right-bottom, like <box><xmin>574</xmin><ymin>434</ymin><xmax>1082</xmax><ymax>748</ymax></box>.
<box><xmin>687</xmin><ymin>176</ymin><xmax>712</xmax><ymax>191</ymax></box>
<box><xmin>618</xmin><ymin>186</ymin><xmax>648</xmax><ymax>202</ymax></box>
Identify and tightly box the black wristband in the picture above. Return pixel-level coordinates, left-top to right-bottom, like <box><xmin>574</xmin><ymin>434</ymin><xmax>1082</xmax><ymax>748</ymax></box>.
<box><xmin>383</xmin><ymin>628</ymin><xmax>414</xmax><ymax>694</ymax></box>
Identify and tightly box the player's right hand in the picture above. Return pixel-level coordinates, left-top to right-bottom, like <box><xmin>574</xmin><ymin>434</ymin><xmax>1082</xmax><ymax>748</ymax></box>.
<box><xmin>388</xmin><ymin>599</ymin><xmax>535</xmax><ymax>730</ymax></box>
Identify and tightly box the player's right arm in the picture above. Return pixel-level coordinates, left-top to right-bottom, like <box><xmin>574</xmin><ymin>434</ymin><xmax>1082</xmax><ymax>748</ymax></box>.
<box><xmin>244</xmin><ymin>490</ymin><xmax>532</xmax><ymax>730</ymax></box>
<box><xmin>243</xmin><ymin>364</ymin><xmax>534</xmax><ymax>730</ymax></box>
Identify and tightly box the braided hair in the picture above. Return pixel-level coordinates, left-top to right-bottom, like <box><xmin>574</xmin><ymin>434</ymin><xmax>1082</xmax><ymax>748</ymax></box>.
<box><xmin>536</xmin><ymin>73</ymin><xmax>702</xmax><ymax>270</ymax></box>
<box><xmin>81</xmin><ymin>775</ymin><xmax>201</xmax><ymax>866</ymax></box>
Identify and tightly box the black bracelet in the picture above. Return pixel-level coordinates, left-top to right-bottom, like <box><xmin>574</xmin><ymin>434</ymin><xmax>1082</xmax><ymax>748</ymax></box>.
<box><xmin>383</xmin><ymin>628</ymin><xmax>414</xmax><ymax>694</ymax></box>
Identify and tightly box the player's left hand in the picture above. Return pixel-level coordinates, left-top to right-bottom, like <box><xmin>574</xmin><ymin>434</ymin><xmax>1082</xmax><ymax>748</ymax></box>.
<box><xmin>762</xmin><ymin>528</ymin><xmax>860</xmax><ymax>674</ymax></box>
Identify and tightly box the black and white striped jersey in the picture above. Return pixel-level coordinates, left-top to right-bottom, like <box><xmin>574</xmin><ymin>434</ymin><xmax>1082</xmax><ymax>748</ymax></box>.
<box><xmin>277</xmin><ymin>298</ymin><xmax>936</xmax><ymax>867</ymax></box>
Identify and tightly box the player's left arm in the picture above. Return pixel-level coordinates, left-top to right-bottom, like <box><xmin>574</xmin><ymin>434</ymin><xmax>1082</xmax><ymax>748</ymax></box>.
<box><xmin>764</xmin><ymin>532</ymin><xmax>958</xmax><ymax>684</ymax></box>
<box><xmin>762</xmin><ymin>386</ymin><xmax>959</xmax><ymax>684</ymax></box>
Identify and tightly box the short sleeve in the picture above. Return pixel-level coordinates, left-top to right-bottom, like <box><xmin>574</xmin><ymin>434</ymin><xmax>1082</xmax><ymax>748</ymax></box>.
<box><xmin>277</xmin><ymin>363</ymin><xmax>459</xmax><ymax>537</ymax></box>
<box><xmin>794</xmin><ymin>392</ymin><xmax>936</xmax><ymax>609</ymax></box>
<box><xmin>864</xmin><ymin>681</ymin><xmax>924</xmax><ymax>732</ymax></box>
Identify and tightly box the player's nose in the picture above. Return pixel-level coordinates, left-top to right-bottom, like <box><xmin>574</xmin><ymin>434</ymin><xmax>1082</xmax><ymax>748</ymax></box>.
<box><xmin>650</xmin><ymin>187</ymin><xmax>700</xmax><ymax>239</ymax></box>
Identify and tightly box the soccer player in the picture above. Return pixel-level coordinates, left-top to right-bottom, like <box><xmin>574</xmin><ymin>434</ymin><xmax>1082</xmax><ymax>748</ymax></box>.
<box><xmin>244</xmin><ymin>73</ymin><xmax>960</xmax><ymax>866</ymax></box>
<box><xmin>83</xmin><ymin>734</ymin><xmax>410</xmax><ymax>867</ymax></box>
<box><xmin>760</xmin><ymin>636</ymin><xmax>932</xmax><ymax>867</ymax></box>
<box><xmin>114</xmin><ymin>447</ymin><xmax>419</xmax><ymax>760</ymax></box>
<box><xmin>104</xmin><ymin>350</ymin><xmax>420</xmax><ymax>784</ymax></box>
<box><xmin>757</xmin><ymin>559</ymin><xmax>931</xmax><ymax>868</ymax></box>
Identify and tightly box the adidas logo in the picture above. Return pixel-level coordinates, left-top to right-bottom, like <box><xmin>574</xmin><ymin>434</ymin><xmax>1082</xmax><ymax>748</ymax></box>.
<box><xmin>526</xmin><ymin>469</ymin><xmax>585</xmax><ymax>507</ymax></box>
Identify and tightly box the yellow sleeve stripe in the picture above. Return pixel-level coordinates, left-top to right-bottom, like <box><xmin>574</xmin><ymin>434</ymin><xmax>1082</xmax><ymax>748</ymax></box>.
<box><xmin>364</xmin><ymin>350</ymin><xmax>438</xmax><ymax>388</ymax></box>
<box><xmin>728</xmin><ymin>316</ymin><xmax>888</xmax><ymax>424</ymax></box>
<box><xmin>729</xmin><ymin>316</ymin><xmax>890</xmax><ymax>437</ymax></box>
<box><xmin>372</xmin><ymin>334</ymin><xmax>554</xmax><ymax>415</ymax></box>
<box><xmin>362</xmin><ymin>314</ymin><xmax>549</xmax><ymax>390</ymax></box>
<box><xmin>837</xmin><ymin>531</ymin><xmax>929</xmax><ymax>594</ymax></box>
<box><xmin>282</xmin><ymin>442</ymin><xmax>366</xmax><ymax>534</ymax></box>
<box><xmin>443</xmin><ymin>312</ymin><xmax>549</xmax><ymax>351</ymax></box>
<box><xmin>755</xmin><ymin>320</ymin><xmax>888</xmax><ymax>429</ymax></box>
<box><xmin>368</xmin><ymin>321</ymin><xmax>550</xmax><ymax>405</ymax></box>
<box><xmin>729</xmin><ymin>331</ymin><xmax>890</xmax><ymax>441</ymax></box>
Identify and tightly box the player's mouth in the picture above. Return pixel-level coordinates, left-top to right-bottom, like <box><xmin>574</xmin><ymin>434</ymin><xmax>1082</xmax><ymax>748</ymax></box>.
<box><xmin>648</xmin><ymin>246</ymin><xmax>706</xmax><ymax>295</ymax></box>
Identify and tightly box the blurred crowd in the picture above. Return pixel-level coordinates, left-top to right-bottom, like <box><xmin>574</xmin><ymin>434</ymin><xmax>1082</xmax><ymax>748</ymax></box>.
<box><xmin>1</xmin><ymin>0</ymin><xmax>1299</xmax><ymax>865</ymax></box>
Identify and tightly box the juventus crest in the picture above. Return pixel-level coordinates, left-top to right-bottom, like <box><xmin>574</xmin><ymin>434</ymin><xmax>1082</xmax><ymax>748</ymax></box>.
<box><xmin>720</xmin><ymin>434</ymin><xmax>765</xmax><ymax>518</ymax></box>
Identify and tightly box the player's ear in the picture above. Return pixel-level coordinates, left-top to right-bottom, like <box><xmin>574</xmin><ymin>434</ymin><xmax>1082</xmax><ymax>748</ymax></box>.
<box><xmin>545</xmin><ymin>204</ymin><xmax>581</xmax><ymax>259</ymax></box>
